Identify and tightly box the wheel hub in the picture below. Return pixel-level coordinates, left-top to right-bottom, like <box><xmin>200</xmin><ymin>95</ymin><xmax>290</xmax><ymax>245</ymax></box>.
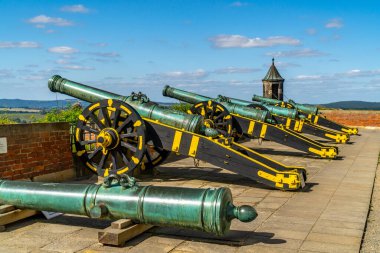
<box><xmin>97</xmin><ymin>128</ymin><xmax>120</xmax><ymax>151</ymax></box>
<box><xmin>204</xmin><ymin>119</ymin><xmax>215</xmax><ymax>128</ymax></box>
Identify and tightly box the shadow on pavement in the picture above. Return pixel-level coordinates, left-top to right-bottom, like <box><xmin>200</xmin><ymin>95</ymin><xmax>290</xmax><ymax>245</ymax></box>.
<box><xmin>145</xmin><ymin>228</ymin><xmax>287</xmax><ymax>246</ymax></box>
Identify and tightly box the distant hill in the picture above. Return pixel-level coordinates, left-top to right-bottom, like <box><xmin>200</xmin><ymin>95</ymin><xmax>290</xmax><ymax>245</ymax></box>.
<box><xmin>320</xmin><ymin>101</ymin><xmax>380</xmax><ymax>110</ymax></box>
<box><xmin>0</xmin><ymin>99</ymin><xmax>87</xmax><ymax>109</ymax></box>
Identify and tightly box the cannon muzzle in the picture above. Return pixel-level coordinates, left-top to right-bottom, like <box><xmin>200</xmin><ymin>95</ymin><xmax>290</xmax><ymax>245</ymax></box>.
<box><xmin>0</xmin><ymin>178</ymin><xmax>257</xmax><ymax>236</ymax></box>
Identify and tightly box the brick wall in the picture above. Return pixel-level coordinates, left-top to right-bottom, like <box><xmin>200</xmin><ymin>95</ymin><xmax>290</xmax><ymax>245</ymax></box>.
<box><xmin>320</xmin><ymin>110</ymin><xmax>380</xmax><ymax>127</ymax></box>
<box><xmin>0</xmin><ymin>123</ymin><xmax>75</xmax><ymax>180</ymax></box>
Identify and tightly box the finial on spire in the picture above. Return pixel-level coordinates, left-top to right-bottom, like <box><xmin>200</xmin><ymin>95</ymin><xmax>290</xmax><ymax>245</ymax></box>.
<box><xmin>272</xmin><ymin>58</ymin><xmax>275</xmax><ymax>65</ymax></box>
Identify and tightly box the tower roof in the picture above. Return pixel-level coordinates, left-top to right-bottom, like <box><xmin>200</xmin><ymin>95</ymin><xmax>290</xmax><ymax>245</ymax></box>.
<box><xmin>262</xmin><ymin>58</ymin><xmax>284</xmax><ymax>81</ymax></box>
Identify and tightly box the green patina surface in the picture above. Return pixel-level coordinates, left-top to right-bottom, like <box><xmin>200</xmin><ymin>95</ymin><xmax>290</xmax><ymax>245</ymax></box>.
<box><xmin>252</xmin><ymin>94</ymin><xmax>319</xmax><ymax>115</ymax></box>
<box><xmin>224</xmin><ymin>96</ymin><xmax>299</xmax><ymax>119</ymax></box>
<box><xmin>0</xmin><ymin>179</ymin><xmax>256</xmax><ymax>235</ymax></box>
<box><xmin>162</xmin><ymin>85</ymin><xmax>271</xmax><ymax>123</ymax></box>
<box><xmin>48</xmin><ymin>75</ymin><xmax>204</xmax><ymax>134</ymax></box>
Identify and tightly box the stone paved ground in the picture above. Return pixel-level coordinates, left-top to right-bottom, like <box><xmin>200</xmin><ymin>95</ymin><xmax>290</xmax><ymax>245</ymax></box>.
<box><xmin>361</xmin><ymin>145</ymin><xmax>380</xmax><ymax>252</ymax></box>
<box><xmin>0</xmin><ymin>128</ymin><xmax>379</xmax><ymax>253</ymax></box>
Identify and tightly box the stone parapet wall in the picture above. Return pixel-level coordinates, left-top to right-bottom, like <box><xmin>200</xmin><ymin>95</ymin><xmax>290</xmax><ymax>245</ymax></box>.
<box><xmin>0</xmin><ymin>123</ymin><xmax>75</xmax><ymax>180</ymax></box>
<box><xmin>320</xmin><ymin>110</ymin><xmax>380</xmax><ymax>127</ymax></box>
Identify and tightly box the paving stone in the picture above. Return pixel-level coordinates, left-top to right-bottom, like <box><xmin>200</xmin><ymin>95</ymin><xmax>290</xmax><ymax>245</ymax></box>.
<box><xmin>306</xmin><ymin>232</ymin><xmax>362</xmax><ymax>245</ymax></box>
<box><xmin>0</xmin><ymin>233</ymin><xmax>52</xmax><ymax>249</ymax></box>
<box><xmin>256</xmin><ymin>196</ymin><xmax>289</xmax><ymax>210</ymax></box>
<box><xmin>78</xmin><ymin>243</ymin><xmax>132</xmax><ymax>253</ymax></box>
<box><xmin>0</xmin><ymin>246</ymin><xmax>29</xmax><ymax>253</ymax></box>
<box><xmin>266</xmin><ymin>190</ymin><xmax>295</xmax><ymax>198</ymax></box>
<box><xmin>236</xmin><ymin>244</ymin><xmax>298</xmax><ymax>253</ymax></box>
<box><xmin>258</xmin><ymin>220</ymin><xmax>313</xmax><ymax>232</ymax></box>
<box><xmin>127</xmin><ymin>236</ymin><xmax>183</xmax><ymax>253</ymax></box>
<box><xmin>255</xmin><ymin>227</ymin><xmax>309</xmax><ymax>240</ymax></box>
<box><xmin>171</xmin><ymin>241</ymin><xmax>237</xmax><ymax>253</ymax></box>
<box><xmin>0</xmin><ymin>230</ymin><xmax>14</xmax><ymax>242</ymax></box>
<box><xmin>41</xmin><ymin>229</ymin><xmax>97</xmax><ymax>253</ymax></box>
<box><xmin>311</xmin><ymin>224</ymin><xmax>363</xmax><ymax>238</ymax></box>
<box><xmin>300</xmin><ymin>240</ymin><xmax>359</xmax><ymax>253</ymax></box>
<box><xmin>234</xmin><ymin>196</ymin><xmax>263</xmax><ymax>205</ymax></box>
<box><xmin>267</xmin><ymin>215</ymin><xmax>317</xmax><ymax>225</ymax></box>
<box><xmin>245</xmin><ymin>235</ymin><xmax>303</xmax><ymax>250</ymax></box>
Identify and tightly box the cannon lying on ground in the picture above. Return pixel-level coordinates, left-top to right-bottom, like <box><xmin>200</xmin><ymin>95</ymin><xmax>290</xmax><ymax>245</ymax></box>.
<box><xmin>0</xmin><ymin>176</ymin><xmax>257</xmax><ymax>235</ymax></box>
<box><xmin>162</xmin><ymin>85</ymin><xmax>338</xmax><ymax>159</ymax></box>
<box><xmin>252</xmin><ymin>95</ymin><xmax>359</xmax><ymax>135</ymax></box>
<box><xmin>48</xmin><ymin>75</ymin><xmax>306</xmax><ymax>190</ymax></box>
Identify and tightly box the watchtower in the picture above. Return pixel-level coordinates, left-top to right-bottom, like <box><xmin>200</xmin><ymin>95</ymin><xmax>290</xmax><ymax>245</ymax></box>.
<box><xmin>262</xmin><ymin>58</ymin><xmax>284</xmax><ymax>100</ymax></box>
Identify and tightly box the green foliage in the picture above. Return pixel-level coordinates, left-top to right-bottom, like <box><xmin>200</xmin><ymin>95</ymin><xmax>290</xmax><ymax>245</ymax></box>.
<box><xmin>38</xmin><ymin>104</ymin><xmax>83</xmax><ymax>124</ymax></box>
<box><xmin>169</xmin><ymin>103</ymin><xmax>192</xmax><ymax>113</ymax></box>
<box><xmin>0</xmin><ymin>115</ymin><xmax>16</xmax><ymax>125</ymax></box>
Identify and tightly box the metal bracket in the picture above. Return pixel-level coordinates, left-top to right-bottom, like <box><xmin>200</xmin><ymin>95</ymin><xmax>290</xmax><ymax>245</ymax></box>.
<box><xmin>130</xmin><ymin>92</ymin><xmax>150</xmax><ymax>103</ymax></box>
<box><xmin>217</xmin><ymin>95</ymin><xmax>231</xmax><ymax>103</ymax></box>
<box><xmin>103</xmin><ymin>174</ymin><xmax>138</xmax><ymax>189</ymax></box>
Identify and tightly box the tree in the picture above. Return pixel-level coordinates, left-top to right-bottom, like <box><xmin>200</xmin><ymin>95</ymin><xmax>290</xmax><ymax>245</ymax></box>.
<box><xmin>38</xmin><ymin>104</ymin><xmax>83</xmax><ymax>124</ymax></box>
<box><xmin>0</xmin><ymin>115</ymin><xmax>16</xmax><ymax>125</ymax></box>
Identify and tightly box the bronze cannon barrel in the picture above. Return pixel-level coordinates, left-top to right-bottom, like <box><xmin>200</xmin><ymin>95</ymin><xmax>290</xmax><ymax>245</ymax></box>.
<box><xmin>48</xmin><ymin>75</ymin><xmax>204</xmax><ymax>134</ymax></box>
<box><xmin>218</xmin><ymin>96</ymin><xmax>300</xmax><ymax>120</ymax></box>
<box><xmin>252</xmin><ymin>95</ymin><xmax>319</xmax><ymax>115</ymax></box>
<box><xmin>162</xmin><ymin>85</ymin><xmax>272</xmax><ymax>123</ymax></box>
<box><xmin>0</xmin><ymin>178</ymin><xmax>257</xmax><ymax>235</ymax></box>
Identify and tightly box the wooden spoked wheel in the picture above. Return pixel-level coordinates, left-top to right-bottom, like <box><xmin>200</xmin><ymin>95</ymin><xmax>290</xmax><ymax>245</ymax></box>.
<box><xmin>115</xmin><ymin>117</ymin><xmax>171</xmax><ymax>173</ymax></box>
<box><xmin>140</xmin><ymin>140</ymin><xmax>171</xmax><ymax>172</ymax></box>
<box><xmin>189</xmin><ymin>100</ymin><xmax>233</xmax><ymax>137</ymax></box>
<box><xmin>75</xmin><ymin>99</ymin><xmax>146</xmax><ymax>177</ymax></box>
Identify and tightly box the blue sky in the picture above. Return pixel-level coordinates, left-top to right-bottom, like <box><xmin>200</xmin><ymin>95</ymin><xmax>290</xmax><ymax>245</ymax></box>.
<box><xmin>0</xmin><ymin>0</ymin><xmax>379</xmax><ymax>103</ymax></box>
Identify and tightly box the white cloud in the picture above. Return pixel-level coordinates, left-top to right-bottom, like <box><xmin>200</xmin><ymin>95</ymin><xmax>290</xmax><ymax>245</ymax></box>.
<box><xmin>289</xmin><ymin>68</ymin><xmax>380</xmax><ymax>85</ymax></box>
<box><xmin>214</xmin><ymin>67</ymin><xmax>260</xmax><ymax>74</ymax></box>
<box><xmin>92</xmin><ymin>42</ymin><xmax>108</xmax><ymax>47</ymax></box>
<box><xmin>21</xmin><ymin>75</ymin><xmax>45</xmax><ymax>81</ymax></box>
<box><xmin>160</xmin><ymin>69</ymin><xmax>208</xmax><ymax>79</ymax></box>
<box><xmin>325</xmin><ymin>18</ymin><xmax>343</xmax><ymax>29</ymax></box>
<box><xmin>0</xmin><ymin>41</ymin><xmax>40</xmax><ymax>48</ymax></box>
<box><xmin>295</xmin><ymin>75</ymin><xmax>323</xmax><ymax>80</ymax></box>
<box><xmin>27</xmin><ymin>15</ymin><xmax>73</xmax><ymax>27</ymax></box>
<box><xmin>210</xmin><ymin>35</ymin><xmax>300</xmax><ymax>48</ymax></box>
<box><xmin>48</xmin><ymin>46</ymin><xmax>78</xmax><ymax>54</ymax></box>
<box><xmin>263</xmin><ymin>61</ymin><xmax>300</xmax><ymax>68</ymax></box>
<box><xmin>62</xmin><ymin>65</ymin><xmax>94</xmax><ymax>70</ymax></box>
<box><xmin>306</xmin><ymin>28</ymin><xmax>317</xmax><ymax>35</ymax></box>
<box><xmin>339</xmin><ymin>69</ymin><xmax>380</xmax><ymax>78</ymax></box>
<box><xmin>55</xmin><ymin>59</ymin><xmax>69</xmax><ymax>64</ymax></box>
<box><xmin>266</xmin><ymin>48</ymin><xmax>326</xmax><ymax>58</ymax></box>
<box><xmin>0</xmin><ymin>69</ymin><xmax>14</xmax><ymax>78</ymax></box>
<box><xmin>92</xmin><ymin>52</ymin><xmax>120</xmax><ymax>58</ymax></box>
<box><xmin>60</xmin><ymin>4</ymin><xmax>89</xmax><ymax>13</ymax></box>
